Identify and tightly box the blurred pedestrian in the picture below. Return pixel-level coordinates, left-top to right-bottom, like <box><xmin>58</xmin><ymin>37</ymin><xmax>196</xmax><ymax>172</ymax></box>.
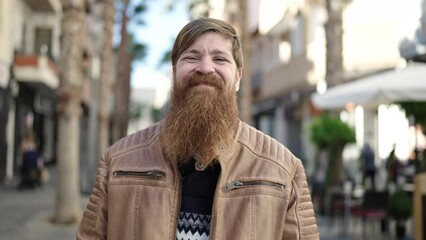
<box><xmin>360</xmin><ymin>142</ymin><xmax>376</xmax><ymax>190</ymax></box>
<box><xmin>386</xmin><ymin>145</ymin><xmax>402</xmax><ymax>185</ymax></box>
<box><xmin>414</xmin><ymin>124</ymin><xmax>425</xmax><ymax>170</ymax></box>
<box><xmin>18</xmin><ymin>131</ymin><xmax>44</xmax><ymax>189</ymax></box>
<box><xmin>77</xmin><ymin>18</ymin><xmax>318</xmax><ymax>240</ymax></box>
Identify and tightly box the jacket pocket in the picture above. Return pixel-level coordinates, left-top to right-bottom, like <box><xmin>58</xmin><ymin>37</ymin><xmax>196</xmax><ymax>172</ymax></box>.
<box><xmin>108</xmin><ymin>169</ymin><xmax>173</xmax><ymax>240</ymax></box>
<box><xmin>112</xmin><ymin>170</ymin><xmax>166</xmax><ymax>180</ymax></box>
<box><xmin>218</xmin><ymin>180</ymin><xmax>290</xmax><ymax>239</ymax></box>
<box><xmin>225</xmin><ymin>180</ymin><xmax>285</xmax><ymax>191</ymax></box>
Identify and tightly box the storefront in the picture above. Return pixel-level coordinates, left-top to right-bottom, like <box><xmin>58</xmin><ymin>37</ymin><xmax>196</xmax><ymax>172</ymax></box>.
<box><xmin>12</xmin><ymin>54</ymin><xmax>58</xmax><ymax>177</ymax></box>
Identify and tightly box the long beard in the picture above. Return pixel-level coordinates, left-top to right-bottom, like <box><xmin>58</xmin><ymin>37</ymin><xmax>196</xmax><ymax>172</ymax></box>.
<box><xmin>161</xmin><ymin>73</ymin><xmax>239</xmax><ymax>165</ymax></box>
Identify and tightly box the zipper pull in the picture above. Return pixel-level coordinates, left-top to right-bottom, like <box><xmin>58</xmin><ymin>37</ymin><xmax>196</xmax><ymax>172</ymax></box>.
<box><xmin>147</xmin><ymin>170</ymin><xmax>166</xmax><ymax>179</ymax></box>
<box><xmin>225</xmin><ymin>181</ymin><xmax>243</xmax><ymax>190</ymax></box>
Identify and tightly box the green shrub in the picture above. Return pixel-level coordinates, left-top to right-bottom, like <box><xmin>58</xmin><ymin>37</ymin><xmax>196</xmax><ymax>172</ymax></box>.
<box><xmin>309</xmin><ymin>114</ymin><xmax>356</xmax><ymax>185</ymax></box>
<box><xmin>309</xmin><ymin>114</ymin><xmax>356</xmax><ymax>148</ymax></box>
<box><xmin>388</xmin><ymin>187</ymin><xmax>412</xmax><ymax>221</ymax></box>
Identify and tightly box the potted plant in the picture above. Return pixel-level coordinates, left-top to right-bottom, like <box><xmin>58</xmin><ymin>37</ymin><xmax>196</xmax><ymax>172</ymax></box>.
<box><xmin>309</xmin><ymin>114</ymin><xmax>356</xmax><ymax>186</ymax></box>
<box><xmin>309</xmin><ymin>115</ymin><xmax>355</xmax><ymax>215</ymax></box>
<box><xmin>387</xmin><ymin>187</ymin><xmax>412</xmax><ymax>239</ymax></box>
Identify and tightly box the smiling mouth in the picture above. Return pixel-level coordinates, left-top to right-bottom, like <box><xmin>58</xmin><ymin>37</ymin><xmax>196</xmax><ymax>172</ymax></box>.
<box><xmin>187</xmin><ymin>73</ymin><xmax>223</xmax><ymax>90</ymax></box>
<box><xmin>191</xmin><ymin>82</ymin><xmax>219</xmax><ymax>89</ymax></box>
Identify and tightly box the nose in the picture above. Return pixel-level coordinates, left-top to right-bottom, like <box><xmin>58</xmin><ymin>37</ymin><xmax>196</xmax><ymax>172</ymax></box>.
<box><xmin>196</xmin><ymin>58</ymin><xmax>215</xmax><ymax>74</ymax></box>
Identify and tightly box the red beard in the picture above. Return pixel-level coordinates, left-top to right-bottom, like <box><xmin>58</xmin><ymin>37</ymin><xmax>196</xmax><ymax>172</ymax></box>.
<box><xmin>161</xmin><ymin>73</ymin><xmax>239</xmax><ymax>165</ymax></box>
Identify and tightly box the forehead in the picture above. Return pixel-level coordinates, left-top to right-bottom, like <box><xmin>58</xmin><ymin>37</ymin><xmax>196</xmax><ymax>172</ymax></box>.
<box><xmin>183</xmin><ymin>32</ymin><xmax>233</xmax><ymax>55</ymax></box>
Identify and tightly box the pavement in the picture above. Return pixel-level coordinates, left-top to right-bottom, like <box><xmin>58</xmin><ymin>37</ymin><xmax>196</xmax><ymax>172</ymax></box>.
<box><xmin>0</xmin><ymin>167</ymin><xmax>414</xmax><ymax>240</ymax></box>
<box><xmin>0</xmin><ymin>167</ymin><xmax>89</xmax><ymax>240</ymax></box>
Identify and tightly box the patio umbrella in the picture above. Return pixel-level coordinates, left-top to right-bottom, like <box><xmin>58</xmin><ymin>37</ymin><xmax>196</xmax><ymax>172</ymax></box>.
<box><xmin>311</xmin><ymin>62</ymin><xmax>426</xmax><ymax>109</ymax></box>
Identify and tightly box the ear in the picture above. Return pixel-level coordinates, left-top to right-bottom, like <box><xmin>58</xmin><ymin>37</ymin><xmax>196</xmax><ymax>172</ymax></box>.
<box><xmin>235</xmin><ymin>68</ymin><xmax>242</xmax><ymax>91</ymax></box>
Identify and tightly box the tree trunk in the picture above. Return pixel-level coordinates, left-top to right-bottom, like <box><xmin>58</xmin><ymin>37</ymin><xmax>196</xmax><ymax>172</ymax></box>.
<box><xmin>324</xmin><ymin>0</ymin><xmax>346</xmax><ymax>186</ymax></box>
<box><xmin>327</xmin><ymin>144</ymin><xmax>345</xmax><ymax>186</ymax></box>
<box><xmin>53</xmin><ymin>0</ymin><xmax>85</xmax><ymax>224</ymax></box>
<box><xmin>325</xmin><ymin>0</ymin><xmax>344</xmax><ymax>87</ymax></box>
<box><xmin>112</xmin><ymin>0</ymin><xmax>131</xmax><ymax>142</ymax></box>
<box><xmin>98</xmin><ymin>0</ymin><xmax>115</xmax><ymax>157</ymax></box>
<box><xmin>395</xmin><ymin>220</ymin><xmax>406</xmax><ymax>239</ymax></box>
<box><xmin>238</xmin><ymin>0</ymin><xmax>253</xmax><ymax>125</ymax></box>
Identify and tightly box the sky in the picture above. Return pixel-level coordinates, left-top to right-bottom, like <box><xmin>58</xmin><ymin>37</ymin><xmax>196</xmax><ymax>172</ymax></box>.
<box><xmin>131</xmin><ymin>0</ymin><xmax>189</xmax><ymax>96</ymax></box>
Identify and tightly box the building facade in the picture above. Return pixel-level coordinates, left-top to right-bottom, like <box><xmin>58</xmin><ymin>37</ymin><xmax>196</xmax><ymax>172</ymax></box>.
<box><xmin>206</xmin><ymin>0</ymin><xmax>422</xmax><ymax>176</ymax></box>
<box><xmin>0</xmin><ymin>0</ymin><xmax>105</xmax><ymax>189</ymax></box>
<box><xmin>0</xmin><ymin>0</ymin><xmax>62</xmax><ymax>182</ymax></box>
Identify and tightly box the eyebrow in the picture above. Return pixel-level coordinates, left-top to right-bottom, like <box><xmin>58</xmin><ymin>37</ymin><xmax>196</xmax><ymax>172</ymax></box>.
<box><xmin>183</xmin><ymin>48</ymin><xmax>232</xmax><ymax>58</ymax></box>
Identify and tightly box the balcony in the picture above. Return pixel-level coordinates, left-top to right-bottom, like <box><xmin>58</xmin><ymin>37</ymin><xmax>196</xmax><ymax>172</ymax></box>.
<box><xmin>24</xmin><ymin>0</ymin><xmax>61</xmax><ymax>13</ymax></box>
<box><xmin>259</xmin><ymin>55</ymin><xmax>313</xmax><ymax>100</ymax></box>
<box><xmin>13</xmin><ymin>54</ymin><xmax>59</xmax><ymax>90</ymax></box>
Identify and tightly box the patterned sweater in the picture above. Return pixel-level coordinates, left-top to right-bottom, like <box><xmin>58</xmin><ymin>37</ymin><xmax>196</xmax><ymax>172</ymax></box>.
<box><xmin>176</xmin><ymin>160</ymin><xmax>220</xmax><ymax>240</ymax></box>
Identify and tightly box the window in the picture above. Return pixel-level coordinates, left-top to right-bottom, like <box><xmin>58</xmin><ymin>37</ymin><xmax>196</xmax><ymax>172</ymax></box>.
<box><xmin>34</xmin><ymin>28</ymin><xmax>52</xmax><ymax>57</ymax></box>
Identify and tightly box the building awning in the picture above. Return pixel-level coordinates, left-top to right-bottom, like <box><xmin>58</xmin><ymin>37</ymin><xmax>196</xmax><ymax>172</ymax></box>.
<box><xmin>311</xmin><ymin>62</ymin><xmax>426</xmax><ymax>110</ymax></box>
<box><xmin>13</xmin><ymin>54</ymin><xmax>59</xmax><ymax>90</ymax></box>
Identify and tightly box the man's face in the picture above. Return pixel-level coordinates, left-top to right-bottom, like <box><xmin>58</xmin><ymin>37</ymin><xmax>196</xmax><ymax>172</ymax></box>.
<box><xmin>162</xmin><ymin>32</ymin><xmax>242</xmax><ymax>164</ymax></box>
<box><xmin>174</xmin><ymin>32</ymin><xmax>242</xmax><ymax>93</ymax></box>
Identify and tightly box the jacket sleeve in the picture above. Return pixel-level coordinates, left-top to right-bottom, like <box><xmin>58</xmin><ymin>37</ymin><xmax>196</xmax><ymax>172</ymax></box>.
<box><xmin>283</xmin><ymin>158</ymin><xmax>319</xmax><ymax>240</ymax></box>
<box><xmin>76</xmin><ymin>153</ymin><xmax>109</xmax><ymax>240</ymax></box>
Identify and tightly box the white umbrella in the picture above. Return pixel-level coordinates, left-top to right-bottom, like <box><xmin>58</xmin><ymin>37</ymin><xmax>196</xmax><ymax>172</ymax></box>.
<box><xmin>311</xmin><ymin>62</ymin><xmax>426</xmax><ymax>109</ymax></box>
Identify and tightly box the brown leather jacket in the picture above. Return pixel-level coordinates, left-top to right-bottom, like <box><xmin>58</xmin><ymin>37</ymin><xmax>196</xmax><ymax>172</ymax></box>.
<box><xmin>77</xmin><ymin>121</ymin><xmax>319</xmax><ymax>240</ymax></box>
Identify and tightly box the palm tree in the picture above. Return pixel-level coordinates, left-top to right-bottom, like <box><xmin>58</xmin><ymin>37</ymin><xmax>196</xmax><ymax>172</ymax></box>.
<box><xmin>98</xmin><ymin>0</ymin><xmax>115</xmax><ymax>158</ymax></box>
<box><xmin>53</xmin><ymin>0</ymin><xmax>85</xmax><ymax>224</ymax></box>
<box><xmin>112</xmin><ymin>0</ymin><xmax>147</xmax><ymax>142</ymax></box>
<box><xmin>238</xmin><ymin>0</ymin><xmax>253</xmax><ymax>125</ymax></box>
<box><xmin>323</xmin><ymin>0</ymin><xmax>349</xmax><ymax>182</ymax></box>
<box><xmin>112</xmin><ymin>0</ymin><xmax>131</xmax><ymax>142</ymax></box>
<box><xmin>188</xmin><ymin>0</ymin><xmax>210</xmax><ymax>18</ymax></box>
<box><xmin>324</xmin><ymin>0</ymin><xmax>344</xmax><ymax>87</ymax></box>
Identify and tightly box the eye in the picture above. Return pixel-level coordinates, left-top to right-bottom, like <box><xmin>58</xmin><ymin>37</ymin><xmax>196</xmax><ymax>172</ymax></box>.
<box><xmin>182</xmin><ymin>55</ymin><xmax>198</xmax><ymax>62</ymax></box>
<box><xmin>214</xmin><ymin>57</ymin><xmax>229</xmax><ymax>63</ymax></box>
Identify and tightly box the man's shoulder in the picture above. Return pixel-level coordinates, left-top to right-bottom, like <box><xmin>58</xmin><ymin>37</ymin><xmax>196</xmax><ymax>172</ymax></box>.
<box><xmin>106</xmin><ymin>121</ymin><xmax>162</xmax><ymax>157</ymax></box>
<box><xmin>237</xmin><ymin>121</ymin><xmax>299</xmax><ymax>168</ymax></box>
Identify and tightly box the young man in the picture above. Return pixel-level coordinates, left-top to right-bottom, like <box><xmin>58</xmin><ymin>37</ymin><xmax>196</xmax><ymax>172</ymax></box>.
<box><xmin>77</xmin><ymin>18</ymin><xmax>319</xmax><ymax>240</ymax></box>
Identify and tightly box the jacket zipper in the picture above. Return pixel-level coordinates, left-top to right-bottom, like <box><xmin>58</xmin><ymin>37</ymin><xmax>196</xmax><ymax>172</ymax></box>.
<box><xmin>225</xmin><ymin>180</ymin><xmax>286</xmax><ymax>191</ymax></box>
<box><xmin>209</xmin><ymin>171</ymin><xmax>221</xmax><ymax>239</ymax></box>
<box><xmin>172</xmin><ymin>168</ymin><xmax>182</xmax><ymax>239</ymax></box>
<box><xmin>112</xmin><ymin>170</ymin><xmax>166</xmax><ymax>179</ymax></box>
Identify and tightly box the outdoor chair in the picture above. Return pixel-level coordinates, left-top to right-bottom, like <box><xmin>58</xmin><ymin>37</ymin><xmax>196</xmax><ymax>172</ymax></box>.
<box><xmin>325</xmin><ymin>185</ymin><xmax>350</xmax><ymax>235</ymax></box>
<box><xmin>350</xmin><ymin>190</ymin><xmax>389</xmax><ymax>237</ymax></box>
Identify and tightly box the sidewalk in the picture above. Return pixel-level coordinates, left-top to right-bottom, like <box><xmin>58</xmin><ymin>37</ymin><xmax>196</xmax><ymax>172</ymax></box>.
<box><xmin>317</xmin><ymin>212</ymin><xmax>415</xmax><ymax>240</ymax></box>
<box><xmin>0</xmin><ymin>167</ymin><xmax>412</xmax><ymax>239</ymax></box>
<box><xmin>0</xmin><ymin>167</ymin><xmax>89</xmax><ymax>240</ymax></box>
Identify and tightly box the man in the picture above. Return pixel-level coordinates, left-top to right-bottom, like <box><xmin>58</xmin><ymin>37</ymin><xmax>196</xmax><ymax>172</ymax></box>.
<box><xmin>360</xmin><ymin>142</ymin><xmax>376</xmax><ymax>190</ymax></box>
<box><xmin>77</xmin><ymin>18</ymin><xmax>319</xmax><ymax>240</ymax></box>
